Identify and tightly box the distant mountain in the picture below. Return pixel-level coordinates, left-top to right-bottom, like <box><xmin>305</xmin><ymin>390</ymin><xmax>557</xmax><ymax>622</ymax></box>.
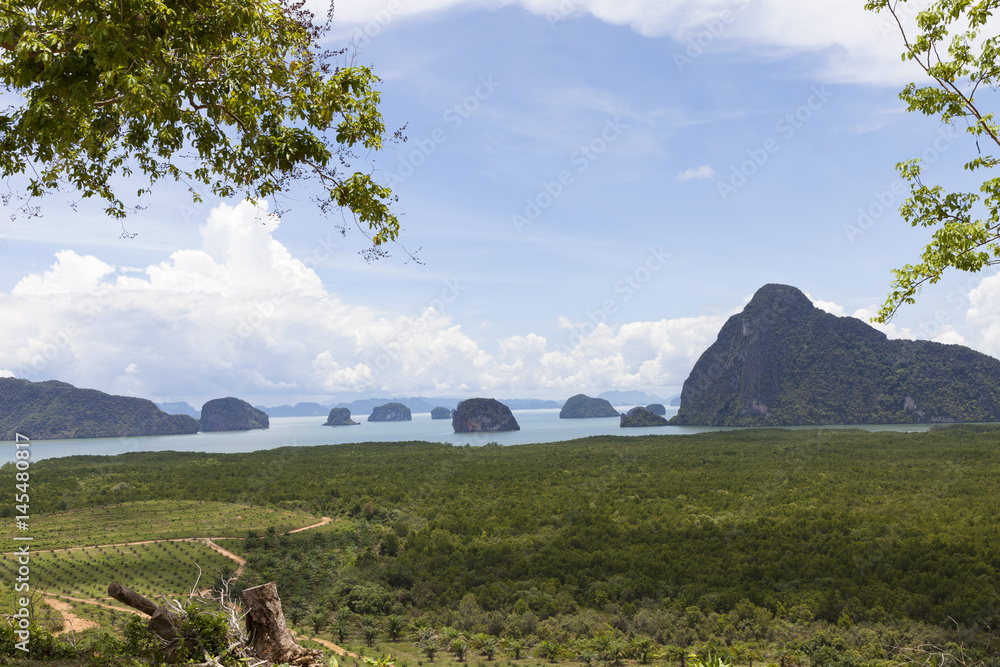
<box><xmin>0</xmin><ymin>378</ymin><xmax>200</xmax><ymax>440</ymax></box>
<box><xmin>411</xmin><ymin>397</ymin><xmax>461</xmax><ymax>411</ymax></box>
<box><xmin>156</xmin><ymin>401</ymin><xmax>201</xmax><ymax>419</ymax></box>
<box><xmin>598</xmin><ymin>390</ymin><xmax>667</xmax><ymax>406</ymax></box>
<box><xmin>502</xmin><ymin>398</ymin><xmax>561</xmax><ymax>410</ymax></box>
<box><xmin>335</xmin><ymin>397</ymin><xmax>436</xmax><ymax>415</ymax></box>
<box><xmin>672</xmin><ymin>283</ymin><xmax>1000</xmax><ymax>426</ymax></box>
<box><xmin>334</xmin><ymin>396</ymin><xmax>559</xmax><ymax>414</ymax></box>
<box><xmin>255</xmin><ymin>402</ymin><xmax>330</xmax><ymax>417</ymax></box>
<box><xmin>668</xmin><ymin>394</ymin><xmax>681</xmax><ymax>407</ymax></box>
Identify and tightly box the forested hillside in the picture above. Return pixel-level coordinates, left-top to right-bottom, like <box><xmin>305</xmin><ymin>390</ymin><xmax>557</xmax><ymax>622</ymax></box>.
<box><xmin>0</xmin><ymin>378</ymin><xmax>200</xmax><ymax>439</ymax></box>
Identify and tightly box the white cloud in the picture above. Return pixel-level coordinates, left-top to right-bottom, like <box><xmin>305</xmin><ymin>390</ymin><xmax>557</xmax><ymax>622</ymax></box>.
<box><xmin>0</xmin><ymin>201</ymin><xmax>724</xmax><ymax>403</ymax></box>
<box><xmin>0</xmin><ymin>369</ymin><xmax>14</xmax><ymax>378</ymax></box>
<box><xmin>12</xmin><ymin>250</ymin><xmax>114</xmax><ymax>296</ymax></box>
<box><xmin>810</xmin><ymin>296</ymin><xmax>845</xmax><ymax>317</ymax></box>
<box><xmin>331</xmin><ymin>0</ymin><xmax>932</xmax><ymax>84</ymax></box>
<box><xmin>676</xmin><ymin>165</ymin><xmax>715</xmax><ymax>182</ymax></box>
<box><xmin>965</xmin><ymin>273</ymin><xmax>1000</xmax><ymax>357</ymax></box>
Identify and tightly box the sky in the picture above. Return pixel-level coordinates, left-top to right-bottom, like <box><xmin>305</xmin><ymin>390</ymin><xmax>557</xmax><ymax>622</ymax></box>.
<box><xmin>3</xmin><ymin>0</ymin><xmax>1000</xmax><ymax>407</ymax></box>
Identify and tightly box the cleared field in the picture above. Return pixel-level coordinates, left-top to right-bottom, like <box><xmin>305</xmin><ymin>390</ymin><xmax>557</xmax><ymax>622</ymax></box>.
<box><xmin>0</xmin><ymin>500</ymin><xmax>324</xmax><ymax>551</ymax></box>
<box><xmin>0</xmin><ymin>540</ymin><xmax>237</xmax><ymax>612</ymax></box>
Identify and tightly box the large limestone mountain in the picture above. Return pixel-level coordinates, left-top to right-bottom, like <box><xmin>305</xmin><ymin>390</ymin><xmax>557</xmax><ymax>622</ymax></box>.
<box><xmin>671</xmin><ymin>284</ymin><xmax>1000</xmax><ymax>426</ymax></box>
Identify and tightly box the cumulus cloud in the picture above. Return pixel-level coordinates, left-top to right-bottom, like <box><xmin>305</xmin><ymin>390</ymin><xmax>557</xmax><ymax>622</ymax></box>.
<box><xmin>810</xmin><ymin>298</ymin><xmax>844</xmax><ymax>316</ymax></box>
<box><xmin>965</xmin><ymin>273</ymin><xmax>1000</xmax><ymax>357</ymax></box>
<box><xmin>0</xmin><ymin>201</ymin><xmax>726</xmax><ymax>404</ymax></box>
<box><xmin>332</xmin><ymin>0</ymin><xmax>930</xmax><ymax>84</ymax></box>
<box><xmin>676</xmin><ymin>165</ymin><xmax>716</xmax><ymax>182</ymax></box>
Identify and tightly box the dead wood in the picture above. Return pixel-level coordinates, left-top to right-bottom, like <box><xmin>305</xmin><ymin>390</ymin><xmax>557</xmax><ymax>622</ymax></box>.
<box><xmin>241</xmin><ymin>582</ymin><xmax>324</xmax><ymax>667</ymax></box>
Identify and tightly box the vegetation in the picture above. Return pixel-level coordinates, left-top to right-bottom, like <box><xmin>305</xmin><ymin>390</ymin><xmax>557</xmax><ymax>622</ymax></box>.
<box><xmin>672</xmin><ymin>284</ymin><xmax>1000</xmax><ymax>426</ymax></box>
<box><xmin>865</xmin><ymin>0</ymin><xmax>1000</xmax><ymax>322</ymax></box>
<box><xmin>0</xmin><ymin>378</ymin><xmax>199</xmax><ymax>440</ymax></box>
<box><xmin>369</xmin><ymin>403</ymin><xmax>413</xmax><ymax>422</ymax></box>
<box><xmin>559</xmin><ymin>395</ymin><xmax>619</xmax><ymax>419</ymax></box>
<box><xmin>619</xmin><ymin>407</ymin><xmax>668</xmax><ymax>427</ymax></box>
<box><xmin>645</xmin><ymin>404</ymin><xmax>667</xmax><ymax>416</ymax></box>
<box><xmin>0</xmin><ymin>0</ymin><xmax>403</xmax><ymax>253</ymax></box>
<box><xmin>0</xmin><ymin>499</ymin><xmax>324</xmax><ymax>550</ymax></box>
<box><xmin>0</xmin><ymin>541</ymin><xmax>235</xmax><ymax>605</ymax></box>
<box><xmin>431</xmin><ymin>407</ymin><xmax>453</xmax><ymax>420</ymax></box>
<box><xmin>200</xmin><ymin>397</ymin><xmax>269</xmax><ymax>432</ymax></box>
<box><xmin>9</xmin><ymin>427</ymin><xmax>1000</xmax><ymax>665</ymax></box>
<box><xmin>453</xmin><ymin>398</ymin><xmax>520</xmax><ymax>432</ymax></box>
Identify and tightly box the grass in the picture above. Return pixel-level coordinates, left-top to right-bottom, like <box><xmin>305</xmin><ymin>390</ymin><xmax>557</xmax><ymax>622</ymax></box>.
<box><xmin>1</xmin><ymin>499</ymin><xmax>325</xmax><ymax>551</ymax></box>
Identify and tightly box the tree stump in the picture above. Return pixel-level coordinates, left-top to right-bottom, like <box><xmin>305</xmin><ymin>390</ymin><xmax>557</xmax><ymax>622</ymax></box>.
<box><xmin>241</xmin><ymin>582</ymin><xmax>323</xmax><ymax>667</ymax></box>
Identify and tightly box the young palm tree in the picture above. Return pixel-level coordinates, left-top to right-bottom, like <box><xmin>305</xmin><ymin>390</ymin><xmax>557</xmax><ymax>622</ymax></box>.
<box><xmin>630</xmin><ymin>636</ymin><xmax>655</xmax><ymax>665</ymax></box>
<box><xmin>420</xmin><ymin>636</ymin><xmax>440</xmax><ymax>662</ymax></box>
<box><xmin>383</xmin><ymin>614</ymin><xmax>405</xmax><ymax>641</ymax></box>
<box><xmin>358</xmin><ymin>615</ymin><xmax>380</xmax><ymax>647</ymax></box>
<box><xmin>332</xmin><ymin>614</ymin><xmax>352</xmax><ymax>644</ymax></box>
<box><xmin>503</xmin><ymin>637</ymin><xmax>526</xmax><ymax>661</ymax></box>
<box><xmin>536</xmin><ymin>640</ymin><xmax>562</xmax><ymax>663</ymax></box>
<box><xmin>450</xmin><ymin>638</ymin><xmax>470</xmax><ymax>662</ymax></box>
<box><xmin>470</xmin><ymin>633</ymin><xmax>498</xmax><ymax>660</ymax></box>
<box><xmin>308</xmin><ymin>611</ymin><xmax>327</xmax><ymax>635</ymax></box>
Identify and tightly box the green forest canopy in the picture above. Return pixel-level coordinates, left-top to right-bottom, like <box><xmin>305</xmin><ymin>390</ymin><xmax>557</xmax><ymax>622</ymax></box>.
<box><xmin>12</xmin><ymin>426</ymin><xmax>1000</xmax><ymax>631</ymax></box>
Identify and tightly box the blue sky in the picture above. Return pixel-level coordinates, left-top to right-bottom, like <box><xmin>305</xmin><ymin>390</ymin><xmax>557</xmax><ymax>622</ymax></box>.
<box><xmin>3</xmin><ymin>0</ymin><xmax>1000</xmax><ymax>406</ymax></box>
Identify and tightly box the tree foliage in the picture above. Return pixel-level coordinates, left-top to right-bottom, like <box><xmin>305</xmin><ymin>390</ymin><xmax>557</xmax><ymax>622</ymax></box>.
<box><xmin>0</xmin><ymin>0</ymin><xmax>402</xmax><ymax>251</ymax></box>
<box><xmin>866</xmin><ymin>0</ymin><xmax>1000</xmax><ymax>322</ymax></box>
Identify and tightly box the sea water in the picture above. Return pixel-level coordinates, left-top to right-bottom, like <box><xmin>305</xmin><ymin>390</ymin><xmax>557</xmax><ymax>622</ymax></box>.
<box><xmin>0</xmin><ymin>407</ymin><xmax>935</xmax><ymax>463</ymax></box>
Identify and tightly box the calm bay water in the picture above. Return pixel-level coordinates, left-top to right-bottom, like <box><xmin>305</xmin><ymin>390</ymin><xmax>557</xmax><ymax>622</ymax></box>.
<box><xmin>0</xmin><ymin>408</ymin><xmax>936</xmax><ymax>464</ymax></box>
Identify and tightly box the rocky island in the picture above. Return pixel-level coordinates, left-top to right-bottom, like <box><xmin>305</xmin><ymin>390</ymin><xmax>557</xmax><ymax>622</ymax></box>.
<box><xmin>559</xmin><ymin>394</ymin><xmax>619</xmax><ymax>418</ymax></box>
<box><xmin>324</xmin><ymin>407</ymin><xmax>359</xmax><ymax>426</ymax></box>
<box><xmin>452</xmin><ymin>398</ymin><xmax>520</xmax><ymax>432</ymax></box>
<box><xmin>620</xmin><ymin>407</ymin><xmax>669</xmax><ymax>427</ymax></box>
<box><xmin>368</xmin><ymin>402</ymin><xmax>412</xmax><ymax>422</ymax></box>
<box><xmin>200</xmin><ymin>397</ymin><xmax>269</xmax><ymax>431</ymax></box>
<box><xmin>672</xmin><ymin>283</ymin><xmax>1000</xmax><ymax>426</ymax></box>
<box><xmin>431</xmin><ymin>407</ymin><xmax>452</xmax><ymax>420</ymax></box>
